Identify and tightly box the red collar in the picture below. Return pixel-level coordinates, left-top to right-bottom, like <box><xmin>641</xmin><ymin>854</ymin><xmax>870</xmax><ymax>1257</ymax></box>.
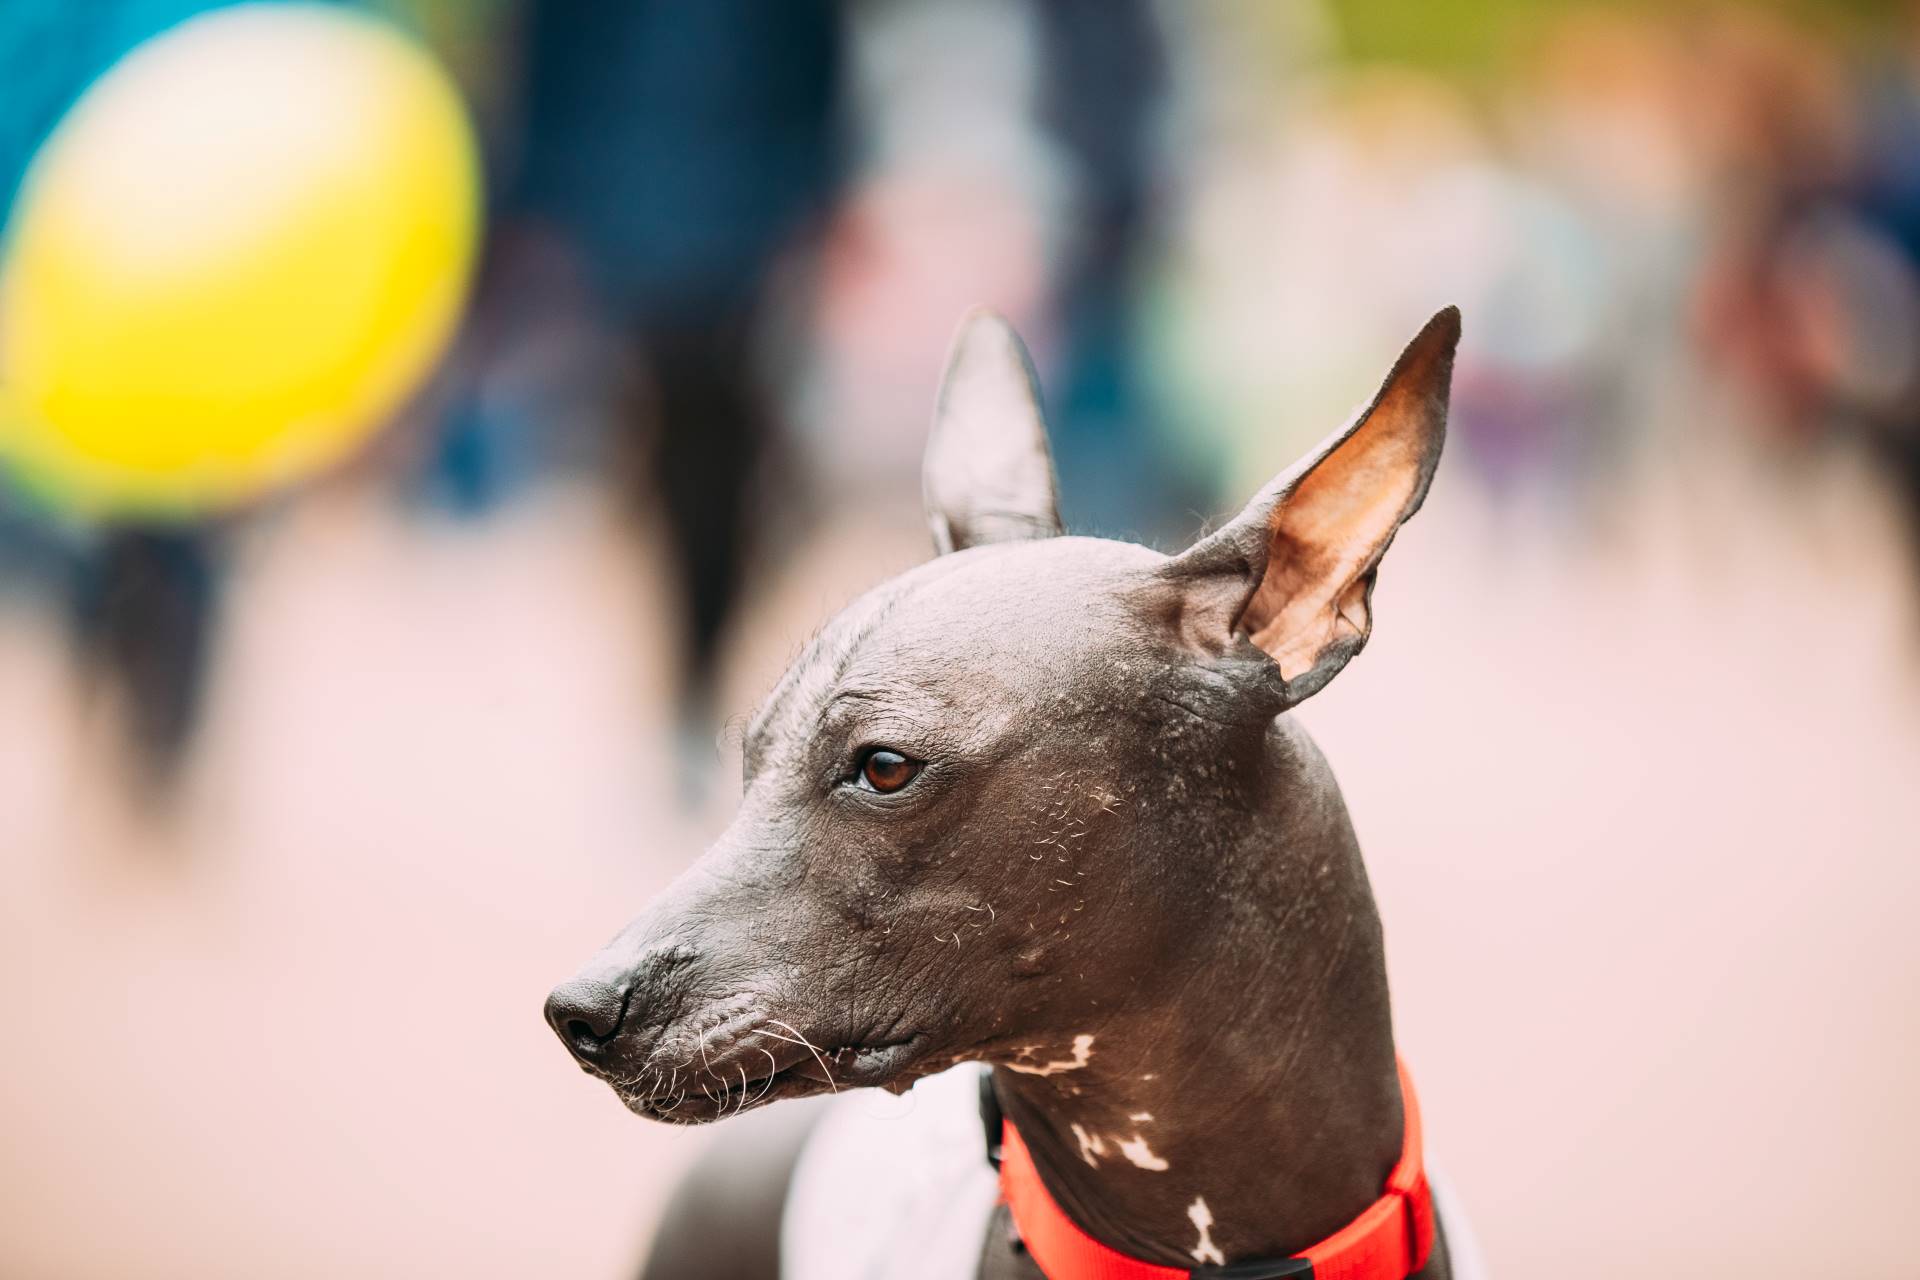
<box><xmin>996</xmin><ymin>1058</ymin><xmax>1434</xmax><ymax>1280</ymax></box>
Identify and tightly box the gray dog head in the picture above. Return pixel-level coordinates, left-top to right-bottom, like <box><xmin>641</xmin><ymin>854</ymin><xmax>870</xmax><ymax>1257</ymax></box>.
<box><xmin>545</xmin><ymin>306</ymin><xmax>1459</xmax><ymax>1123</ymax></box>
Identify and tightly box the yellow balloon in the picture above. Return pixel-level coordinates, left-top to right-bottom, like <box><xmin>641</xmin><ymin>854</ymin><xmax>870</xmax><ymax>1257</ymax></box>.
<box><xmin>0</xmin><ymin>4</ymin><xmax>480</xmax><ymax>517</ymax></box>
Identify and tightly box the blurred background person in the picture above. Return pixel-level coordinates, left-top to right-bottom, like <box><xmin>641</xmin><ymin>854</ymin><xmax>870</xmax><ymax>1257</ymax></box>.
<box><xmin>437</xmin><ymin>0</ymin><xmax>848</xmax><ymax>748</ymax></box>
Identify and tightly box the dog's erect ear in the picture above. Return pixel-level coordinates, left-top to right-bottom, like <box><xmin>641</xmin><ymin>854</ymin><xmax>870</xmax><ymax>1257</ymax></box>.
<box><xmin>1164</xmin><ymin>307</ymin><xmax>1460</xmax><ymax>706</ymax></box>
<box><xmin>923</xmin><ymin>309</ymin><xmax>1064</xmax><ymax>555</ymax></box>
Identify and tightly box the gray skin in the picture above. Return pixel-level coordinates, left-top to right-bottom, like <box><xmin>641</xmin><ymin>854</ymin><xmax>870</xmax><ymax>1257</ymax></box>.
<box><xmin>547</xmin><ymin>306</ymin><xmax>1461</xmax><ymax>1279</ymax></box>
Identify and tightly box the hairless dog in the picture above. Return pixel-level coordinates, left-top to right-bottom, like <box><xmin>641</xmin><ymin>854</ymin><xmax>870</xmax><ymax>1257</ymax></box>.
<box><xmin>547</xmin><ymin>306</ymin><xmax>1482</xmax><ymax>1280</ymax></box>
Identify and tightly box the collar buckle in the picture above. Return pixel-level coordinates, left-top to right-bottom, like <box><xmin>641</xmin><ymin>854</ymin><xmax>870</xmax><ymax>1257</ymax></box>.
<box><xmin>1191</xmin><ymin>1259</ymin><xmax>1314</xmax><ymax>1279</ymax></box>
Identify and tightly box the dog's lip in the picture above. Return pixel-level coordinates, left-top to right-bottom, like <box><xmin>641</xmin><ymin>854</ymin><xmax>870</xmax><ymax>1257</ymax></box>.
<box><xmin>810</xmin><ymin>1036</ymin><xmax>924</xmax><ymax>1088</ymax></box>
<box><xmin>615</xmin><ymin>1032</ymin><xmax>929</xmax><ymax>1123</ymax></box>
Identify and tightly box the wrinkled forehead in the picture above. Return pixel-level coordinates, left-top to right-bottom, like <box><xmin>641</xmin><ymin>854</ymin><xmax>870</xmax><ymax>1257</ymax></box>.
<box><xmin>743</xmin><ymin>537</ymin><xmax>1164</xmax><ymax>768</ymax></box>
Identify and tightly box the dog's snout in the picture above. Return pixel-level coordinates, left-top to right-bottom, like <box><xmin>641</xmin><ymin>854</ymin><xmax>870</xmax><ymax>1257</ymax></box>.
<box><xmin>544</xmin><ymin>976</ymin><xmax>630</xmax><ymax>1061</ymax></box>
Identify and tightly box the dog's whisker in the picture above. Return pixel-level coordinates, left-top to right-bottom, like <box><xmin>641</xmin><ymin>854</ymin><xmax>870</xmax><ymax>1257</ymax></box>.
<box><xmin>758</xmin><ymin>1019</ymin><xmax>839</xmax><ymax>1093</ymax></box>
<box><xmin>750</xmin><ymin>1048</ymin><xmax>780</xmax><ymax>1105</ymax></box>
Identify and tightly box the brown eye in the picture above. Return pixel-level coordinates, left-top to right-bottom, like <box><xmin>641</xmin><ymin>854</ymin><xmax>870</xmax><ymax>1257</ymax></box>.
<box><xmin>858</xmin><ymin>749</ymin><xmax>921</xmax><ymax>794</ymax></box>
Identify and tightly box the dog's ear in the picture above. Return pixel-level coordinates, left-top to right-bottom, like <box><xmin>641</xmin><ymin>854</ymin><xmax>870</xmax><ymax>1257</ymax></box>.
<box><xmin>1164</xmin><ymin>307</ymin><xmax>1460</xmax><ymax>706</ymax></box>
<box><xmin>924</xmin><ymin>309</ymin><xmax>1064</xmax><ymax>555</ymax></box>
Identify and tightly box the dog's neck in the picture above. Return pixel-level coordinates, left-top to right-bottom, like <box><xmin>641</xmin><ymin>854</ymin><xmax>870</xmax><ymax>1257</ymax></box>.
<box><xmin>989</xmin><ymin>718</ymin><xmax>1410</xmax><ymax>1271</ymax></box>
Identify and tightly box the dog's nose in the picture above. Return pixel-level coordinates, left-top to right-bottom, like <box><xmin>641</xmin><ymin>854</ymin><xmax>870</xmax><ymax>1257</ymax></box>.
<box><xmin>544</xmin><ymin>976</ymin><xmax>630</xmax><ymax>1061</ymax></box>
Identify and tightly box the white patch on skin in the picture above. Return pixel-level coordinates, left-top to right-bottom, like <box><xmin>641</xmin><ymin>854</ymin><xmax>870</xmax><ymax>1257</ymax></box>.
<box><xmin>1116</xmin><ymin>1133</ymin><xmax>1169</xmax><ymax>1171</ymax></box>
<box><xmin>1071</xmin><ymin>1123</ymin><xmax>1107</xmax><ymax>1167</ymax></box>
<box><xmin>1005</xmin><ymin>1033</ymin><xmax>1095</xmax><ymax>1076</ymax></box>
<box><xmin>1188</xmin><ymin>1197</ymin><xmax>1225</xmax><ymax>1267</ymax></box>
<box><xmin>1129</xmin><ymin>1111</ymin><xmax>1154</xmax><ymax>1123</ymax></box>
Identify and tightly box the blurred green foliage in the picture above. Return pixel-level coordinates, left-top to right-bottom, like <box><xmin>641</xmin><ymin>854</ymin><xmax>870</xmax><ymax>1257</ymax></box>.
<box><xmin>1323</xmin><ymin>0</ymin><xmax>1910</xmax><ymax>73</ymax></box>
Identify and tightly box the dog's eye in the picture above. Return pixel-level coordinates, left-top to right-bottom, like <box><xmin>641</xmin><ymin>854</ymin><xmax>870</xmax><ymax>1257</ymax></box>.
<box><xmin>857</xmin><ymin>749</ymin><xmax>921</xmax><ymax>794</ymax></box>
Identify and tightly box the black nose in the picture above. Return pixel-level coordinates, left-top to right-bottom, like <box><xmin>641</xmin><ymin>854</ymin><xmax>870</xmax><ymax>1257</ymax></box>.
<box><xmin>544</xmin><ymin>976</ymin><xmax>630</xmax><ymax>1061</ymax></box>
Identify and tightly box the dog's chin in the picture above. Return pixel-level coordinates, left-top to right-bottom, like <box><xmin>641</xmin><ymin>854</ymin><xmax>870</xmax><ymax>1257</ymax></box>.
<box><xmin>613</xmin><ymin>1066</ymin><xmax>822</xmax><ymax>1125</ymax></box>
<box><xmin>606</xmin><ymin>1035</ymin><xmax>933</xmax><ymax>1126</ymax></box>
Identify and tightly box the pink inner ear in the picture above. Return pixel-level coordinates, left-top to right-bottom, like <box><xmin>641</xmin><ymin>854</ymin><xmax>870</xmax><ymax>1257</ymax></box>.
<box><xmin>1241</xmin><ymin>385</ymin><xmax>1433</xmax><ymax>681</ymax></box>
<box><xmin>1168</xmin><ymin>305</ymin><xmax>1455</xmax><ymax>687</ymax></box>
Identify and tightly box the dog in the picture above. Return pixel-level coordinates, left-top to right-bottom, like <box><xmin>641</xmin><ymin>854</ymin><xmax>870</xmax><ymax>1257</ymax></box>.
<box><xmin>546</xmin><ymin>306</ymin><xmax>1482</xmax><ymax>1280</ymax></box>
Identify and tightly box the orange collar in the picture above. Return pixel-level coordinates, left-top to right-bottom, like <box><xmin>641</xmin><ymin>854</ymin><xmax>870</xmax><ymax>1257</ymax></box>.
<box><xmin>995</xmin><ymin>1058</ymin><xmax>1434</xmax><ymax>1280</ymax></box>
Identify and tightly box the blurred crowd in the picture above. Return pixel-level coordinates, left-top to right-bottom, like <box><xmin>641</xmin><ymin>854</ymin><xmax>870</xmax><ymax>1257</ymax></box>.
<box><xmin>4</xmin><ymin>0</ymin><xmax>1920</xmax><ymax>786</ymax></box>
